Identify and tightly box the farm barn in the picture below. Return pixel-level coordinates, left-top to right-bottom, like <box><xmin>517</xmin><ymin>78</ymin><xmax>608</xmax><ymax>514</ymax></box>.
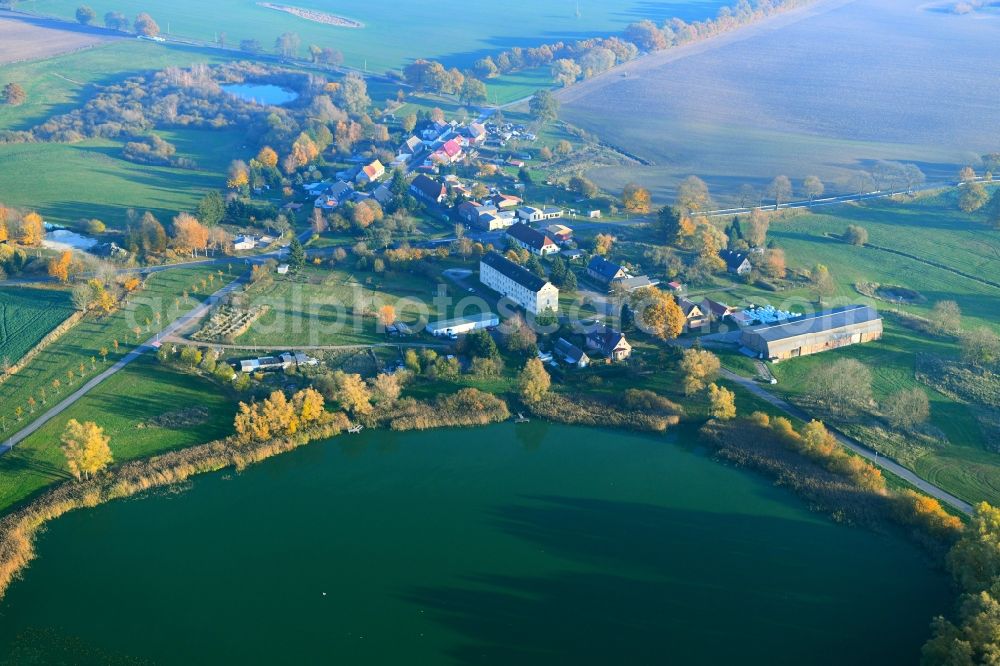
<box><xmin>740</xmin><ymin>305</ymin><xmax>883</xmax><ymax>361</ymax></box>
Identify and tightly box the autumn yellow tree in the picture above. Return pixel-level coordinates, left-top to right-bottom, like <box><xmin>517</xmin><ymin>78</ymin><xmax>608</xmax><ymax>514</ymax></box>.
<box><xmin>680</xmin><ymin>348</ymin><xmax>720</xmax><ymax>395</ymax></box>
<box><xmin>370</xmin><ymin>372</ymin><xmax>403</xmax><ymax>405</ymax></box>
<box><xmin>61</xmin><ymin>419</ymin><xmax>113</xmax><ymax>480</ymax></box>
<box><xmin>378</xmin><ymin>304</ymin><xmax>396</xmax><ymax>327</ymax></box>
<box><xmin>17</xmin><ymin>211</ymin><xmax>44</xmax><ymax>246</ymax></box>
<box><xmin>708</xmin><ymin>383</ymin><xmax>736</xmax><ymax>420</ymax></box>
<box><xmin>335</xmin><ymin>372</ymin><xmax>373</xmax><ymax>414</ymax></box>
<box><xmin>171</xmin><ymin>213</ymin><xmax>209</xmax><ymax>256</ymax></box>
<box><xmin>227</xmin><ymin>160</ymin><xmax>250</xmax><ymax>190</ymax></box>
<box><xmin>622</xmin><ymin>183</ymin><xmax>652</xmax><ymax>213</ymax></box>
<box><xmin>261</xmin><ymin>390</ymin><xmax>299</xmax><ymax>435</ymax></box>
<box><xmin>47</xmin><ymin>250</ymin><xmax>73</xmax><ymax>283</ymax></box>
<box><xmin>0</xmin><ymin>205</ymin><xmax>8</xmax><ymax>243</ymax></box>
<box><xmin>629</xmin><ymin>287</ymin><xmax>685</xmax><ymax>341</ymax></box>
<box><xmin>592</xmin><ymin>233</ymin><xmax>615</xmax><ymax>256</ymax></box>
<box><xmin>256</xmin><ymin>146</ymin><xmax>279</xmax><ymax>168</ymax></box>
<box><xmin>518</xmin><ymin>358</ymin><xmax>551</xmax><ymax>404</ymax></box>
<box><xmin>293</xmin><ymin>387</ymin><xmax>326</xmax><ymax>423</ymax></box>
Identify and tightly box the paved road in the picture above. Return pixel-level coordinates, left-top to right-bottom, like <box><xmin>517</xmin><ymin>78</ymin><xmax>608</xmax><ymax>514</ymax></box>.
<box><xmin>0</xmin><ymin>274</ymin><xmax>247</xmax><ymax>455</ymax></box>
<box><xmin>718</xmin><ymin>367</ymin><xmax>974</xmax><ymax>515</ymax></box>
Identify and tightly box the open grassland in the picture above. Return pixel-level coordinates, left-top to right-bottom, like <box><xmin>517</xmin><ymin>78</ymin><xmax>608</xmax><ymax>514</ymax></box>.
<box><xmin>231</xmin><ymin>264</ymin><xmax>465</xmax><ymax>347</ymax></box>
<box><xmin>0</xmin><ymin>129</ymin><xmax>245</xmax><ymax>229</ymax></box>
<box><xmin>0</xmin><ymin>289</ymin><xmax>75</xmax><ymax>364</ymax></box>
<box><xmin>560</xmin><ymin>0</ymin><xmax>1000</xmax><ymax>203</ymax></box>
<box><xmin>0</xmin><ymin>40</ymin><xmax>235</xmax><ymax>132</ymax></box>
<box><xmin>699</xmin><ymin>193</ymin><xmax>1000</xmax><ymax>504</ymax></box>
<box><xmin>26</xmin><ymin>0</ymin><xmax>728</xmax><ymax>72</ymax></box>
<box><xmin>0</xmin><ymin>14</ymin><xmax>115</xmax><ymax>65</ymax></box>
<box><xmin>0</xmin><ymin>264</ymin><xmax>235</xmax><ymax>444</ymax></box>
<box><xmin>0</xmin><ymin>354</ymin><xmax>236</xmax><ymax>513</ymax></box>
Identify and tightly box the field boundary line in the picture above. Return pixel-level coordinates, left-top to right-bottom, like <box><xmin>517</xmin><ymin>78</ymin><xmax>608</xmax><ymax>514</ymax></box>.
<box><xmin>0</xmin><ymin>310</ymin><xmax>84</xmax><ymax>387</ymax></box>
<box><xmin>863</xmin><ymin>242</ymin><xmax>1000</xmax><ymax>291</ymax></box>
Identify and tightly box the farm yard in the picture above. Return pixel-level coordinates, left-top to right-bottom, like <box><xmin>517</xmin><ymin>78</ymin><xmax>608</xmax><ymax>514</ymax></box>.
<box><xmin>0</xmin><ymin>14</ymin><xmax>114</xmax><ymax>65</ymax></box>
<box><xmin>688</xmin><ymin>192</ymin><xmax>1000</xmax><ymax>505</ymax></box>
<box><xmin>559</xmin><ymin>0</ymin><xmax>1000</xmax><ymax>204</ymax></box>
<box><xmin>0</xmin><ymin>288</ymin><xmax>76</xmax><ymax>366</ymax></box>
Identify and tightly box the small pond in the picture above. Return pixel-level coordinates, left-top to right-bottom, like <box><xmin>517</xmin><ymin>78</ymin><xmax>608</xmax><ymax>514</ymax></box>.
<box><xmin>43</xmin><ymin>227</ymin><xmax>98</xmax><ymax>252</ymax></box>
<box><xmin>222</xmin><ymin>83</ymin><xmax>298</xmax><ymax>106</ymax></box>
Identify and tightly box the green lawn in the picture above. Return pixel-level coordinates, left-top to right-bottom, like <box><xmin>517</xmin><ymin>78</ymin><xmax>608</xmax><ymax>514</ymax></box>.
<box><xmin>0</xmin><ymin>264</ymin><xmax>235</xmax><ymax>442</ymax></box>
<box><xmin>0</xmin><ymin>129</ymin><xmax>245</xmax><ymax>230</ymax></box>
<box><xmin>0</xmin><ymin>288</ymin><xmax>76</xmax><ymax>364</ymax></box>
<box><xmin>0</xmin><ymin>354</ymin><xmax>237</xmax><ymax>513</ymax></box>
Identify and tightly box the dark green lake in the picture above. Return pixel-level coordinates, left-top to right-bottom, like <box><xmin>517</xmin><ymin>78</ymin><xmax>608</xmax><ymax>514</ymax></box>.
<box><xmin>0</xmin><ymin>423</ymin><xmax>950</xmax><ymax>665</ymax></box>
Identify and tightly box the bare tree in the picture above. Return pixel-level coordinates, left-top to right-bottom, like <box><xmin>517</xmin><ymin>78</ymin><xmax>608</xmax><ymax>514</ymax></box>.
<box><xmin>802</xmin><ymin>176</ymin><xmax>824</xmax><ymax>203</ymax></box>
<box><xmin>767</xmin><ymin>175</ymin><xmax>792</xmax><ymax>210</ymax></box>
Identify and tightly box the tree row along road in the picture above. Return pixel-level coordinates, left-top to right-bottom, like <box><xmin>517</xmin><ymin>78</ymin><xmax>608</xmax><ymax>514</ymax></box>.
<box><xmin>718</xmin><ymin>367</ymin><xmax>975</xmax><ymax>516</ymax></box>
<box><xmin>0</xmin><ymin>274</ymin><xmax>248</xmax><ymax>455</ymax></box>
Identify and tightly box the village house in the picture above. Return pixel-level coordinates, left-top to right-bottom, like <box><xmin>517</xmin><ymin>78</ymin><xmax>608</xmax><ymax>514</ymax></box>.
<box><xmin>313</xmin><ymin>180</ymin><xmax>354</xmax><ymax>210</ymax></box>
<box><xmin>410</xmin><ymin>174</ymin><xmax>447</xmax><ymax>204</ymax></box>
<box><xmin>356</xmin><ymin>160</ymin><xmax>385</xmax><ymax>185</ymax></box>
<box><xmin>702</xmin><ymin>298</ymin><xmax>740</xmax><ymax>323</ymax></box>
<box><xmin>490</xmin><ymin>193</ymin><xmax>523</xmax><ymax>210</ymax></box>
<box><xmin>677</xmin><ymin>297</ymin><xmax>709</xmax><ymax>331</ymax></box>
<box><xmin>479</xmin><ymin>251</ymin><xmax>559</xmax><ymax>315</ymax></box>
<box><xmin>233</xmin><ymin>235</ymin><xmax>257</xmax><ymax>251</ymax></box>
<box><xmin>517</xmin><ymin>206</ymin><xmax>546</xmax><ymax>223</ymax></box>
<box><xmin>477</xmin><ymin>208</ymin><xmax>517</xmax><ymax>231</ymax></box>
<box><xmin>740</xmin><ymin>304</ymin><xmax>883</xmax><ymax>361</ymax></box>
<box><xmin>545</xmin><ymin>224</ymin><xmax>573</xmax><ymax>243</ymax></box>
<box><xmin>555</xmin><ymin>338</ymin><xmax>590</xmax><ymax>368</ymax></box>
<box><xmin>506</xmin><ymin>223</ymin><xmax>559</xmax><ymax>256</ymax></box>
<box><xmin>457</xmin><ymin>201</ymin><xmax>483</xmax><ymax>224</ymax></box>
<box><xmin>719</xmin><ymin>249</ymin><xmax>753</xmax><ymax>275</ymax></box>
<box><xmin>429</xmin><ymin>138</ymin><xmax>463</xmax><ymax>166</ymax></box>
<box><xmin>371</xmin><ymin>184</ymin><xmax>393</xmax><ymax>206</ymax></box>
<box><xmin>585</xmin><ymin>323</ymin><xmax>632</xmax><ymax>362</ymax></box>
<box><xmin>587</xmin><ymin>256</ymin><xmax>629</xmax><ymax>286</ymax></box>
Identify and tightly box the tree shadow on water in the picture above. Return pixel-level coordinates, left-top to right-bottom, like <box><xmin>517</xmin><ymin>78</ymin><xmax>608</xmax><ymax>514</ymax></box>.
<box><xmin>402</xmin><ymin>496</ymin><xmax>942</xmax><ymax>666</ymax></box>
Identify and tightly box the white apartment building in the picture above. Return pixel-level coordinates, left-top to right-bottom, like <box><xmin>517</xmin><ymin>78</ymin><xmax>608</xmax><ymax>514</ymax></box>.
<box><xmin>479</xmin><ymin>252</ymin><xmax>559</xmax><ymax>315</ymax></box>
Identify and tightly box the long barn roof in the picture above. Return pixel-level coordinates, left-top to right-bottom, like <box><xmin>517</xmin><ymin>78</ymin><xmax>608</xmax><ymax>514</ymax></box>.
<box><xmin>745</xmin><ymin>305</ymin><xmax>880</xmax><ymax>342</ymax></box>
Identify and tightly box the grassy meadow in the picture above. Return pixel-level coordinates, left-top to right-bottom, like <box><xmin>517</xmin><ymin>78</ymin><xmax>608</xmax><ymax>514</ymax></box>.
<box><xmin>560</xmin><ymin>0</ymin><xmax>1000</xmax><ymax>203</ymax></box>
<box><xmin>0</xmin><ymin>288</ymin><xmax>76</xmax><ymax>364</ymax></box>
<box><xmin>0</xmin><ymin>354</ymin><xmax>237</xmax><ymax>513</ymax></box>
<box><xmin>0</xmin><ymin>129</ymin><xmax>245</xmax><ymax>229</ymax></box>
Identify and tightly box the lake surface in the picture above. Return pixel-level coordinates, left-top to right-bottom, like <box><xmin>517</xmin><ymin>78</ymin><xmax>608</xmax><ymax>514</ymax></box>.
<box><xmin>222</xmin><ymin>83</ymin><xmax>298</xmax><ymax>106</ymax></box>
<box><xmin>0</xmin><ymin>423</ymin><xmax>950</xmax><ymax>664</ymax></box>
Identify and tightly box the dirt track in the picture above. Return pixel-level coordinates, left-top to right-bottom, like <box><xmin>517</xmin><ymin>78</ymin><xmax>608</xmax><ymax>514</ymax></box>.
<box><xmin>0</xmin><ymin>13</ymin><xmax>117</xmax><ymax>65</ymax></box>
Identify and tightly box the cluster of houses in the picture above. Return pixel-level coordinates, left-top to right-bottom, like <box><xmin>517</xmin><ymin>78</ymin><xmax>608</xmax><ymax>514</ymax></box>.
<box><xmin>304</xmin><ymin>179</ymin><xmax>393</xmax><ymax>212</ymax></box>
<box><xmin>392</xmin><ymin>119</ymin><xmax>488</xmax><ymax>171</ymax></box>
<box><xmin>548</xmin><ymin>323</ymin><xmax>632</xmax><ymax>369</ymax></box>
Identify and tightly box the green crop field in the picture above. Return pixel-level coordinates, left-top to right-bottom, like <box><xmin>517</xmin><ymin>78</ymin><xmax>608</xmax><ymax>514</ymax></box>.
<box><xmin>0</xmin><ymin>263</ymin><xmax>236</xmax><ymax>443</ymax></box>
<box><xmin>697</xmin><ymin>192</ymin><xmax>1000</xmax><ymax>504</ymax></box>
<box><xmin>0</xmin><ymin>288</ymin><xmax>76</xmax><ymax>364</ymax></box>
<box><xmin>27</xmin><ymin>0</ymin><xmax>726</xmax><ymax>72</ymax></box>
<box><xmin>0</xmin><ymin>129</ymin><xmax>245</xmax><ymax>229</ymax></box>
<box><xmin>0</xmin><ymin>354</ymin><xmax>237</xmax><ymax>513</ymax></box>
